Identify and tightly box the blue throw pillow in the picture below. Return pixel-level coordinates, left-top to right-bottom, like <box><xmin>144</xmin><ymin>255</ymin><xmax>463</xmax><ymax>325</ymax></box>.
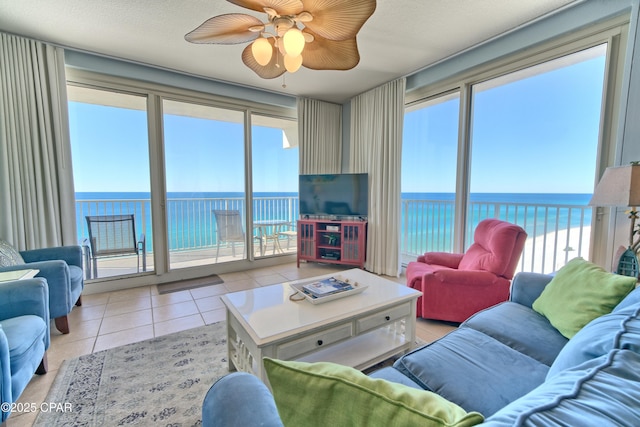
<box><xmin>485</xmin><ymin>350</ymin><xmax>640</xmax><ymax>426</ymax></box>
<box><xmin>546</xmin><ymin>299</ymin><xmax>640</xmax><ymax>379</ymax></box>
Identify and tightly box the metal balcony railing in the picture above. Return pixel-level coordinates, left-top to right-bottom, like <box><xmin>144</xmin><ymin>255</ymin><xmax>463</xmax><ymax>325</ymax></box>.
<box><xmin>75</xmin><ymin>195</ymin><xmax>592</xmax><ymax>277</ymax></box>
<box><xmin>401</xmin><ymin>198</ymin><xmax>592</xmax><ymax>274</ymax></box>
<box><xmin>75</xmin><ymin>196</ymin><xmax>299</xmax><ymax>253</ymax></box>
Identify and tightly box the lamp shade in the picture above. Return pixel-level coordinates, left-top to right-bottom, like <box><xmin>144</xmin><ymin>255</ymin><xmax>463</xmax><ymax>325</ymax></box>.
<box><xmin>589</xmin><ymin>164</ymin><xmax>640</xmax><ymax>207</ymax></box>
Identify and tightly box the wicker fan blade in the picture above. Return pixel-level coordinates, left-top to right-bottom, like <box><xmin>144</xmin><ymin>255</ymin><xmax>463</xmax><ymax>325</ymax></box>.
<box><xmin>241</xmin><ymin>40</ymin><xmax>286</xmax><ymax>79</ymax></box>
<box><xmin>185</xmin><ymin>14</ymin><xmax>264</xmax><ymax>44</ymax></box>
<box><xmin>301</xmin><ymin>29</ymin><xmax>359</xmax><ymax>70</ymax></box>
<box><xmin>227</xmin><ymin>0</ymin><xmax>303</xmax><ymax>15</ymax></box>
<box><xmin>301</xmin><ymin>0</ymin><xmax>376</xmax><ymax>41</ymax></box>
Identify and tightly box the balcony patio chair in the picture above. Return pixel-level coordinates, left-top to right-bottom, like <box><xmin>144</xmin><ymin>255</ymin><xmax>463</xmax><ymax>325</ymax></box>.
<box><xmin>406</xmin><ymin>218</ymin><xmax>527</xmax><ymax>323</ymax></box>
<box><xmin>213</xmin><ymin>210</ymin><xmax>247</xmax><ymax>261</ymax></box>
<box><xmin>85</xmin><ymin>214</ymin><xmax>147</xmax><ymax>279</ymax></box>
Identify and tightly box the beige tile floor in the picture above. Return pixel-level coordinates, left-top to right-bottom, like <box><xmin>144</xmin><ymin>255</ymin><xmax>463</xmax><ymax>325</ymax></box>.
<box><xmin>8</xmin><ymin>262</ymin><xmax>457</xmax><ymax>426</ymax></box>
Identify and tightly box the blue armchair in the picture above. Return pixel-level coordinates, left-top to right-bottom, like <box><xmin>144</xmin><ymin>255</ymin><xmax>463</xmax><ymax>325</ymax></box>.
<box><xmin>0</xmin><ymin>278</ymin><xmax>50</xmax><ymax>423</ymax></box>
<box><xmin>0</xmin><ymin>241</ymin><xmax>83</xmax><ymax>334</ymax></box>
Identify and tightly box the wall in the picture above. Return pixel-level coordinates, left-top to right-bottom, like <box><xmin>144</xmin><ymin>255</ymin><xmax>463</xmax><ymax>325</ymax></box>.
<box><xmin>64</xmin><ymin>50</ymin><xmax>297</xmax><ymax>110</ymax></box>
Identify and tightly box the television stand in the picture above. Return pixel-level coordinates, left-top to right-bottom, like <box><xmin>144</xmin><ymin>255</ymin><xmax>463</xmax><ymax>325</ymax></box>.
<box><xmin>297</xmin><ymin>219</ymin><xmax>367</xmax><ymax>268</ymax></box>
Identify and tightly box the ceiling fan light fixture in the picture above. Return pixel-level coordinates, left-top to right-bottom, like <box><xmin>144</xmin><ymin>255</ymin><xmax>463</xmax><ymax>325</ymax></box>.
<box><xmin>185</xmin><ymin>0</ymin><xmax>376</xmax><ymax>79</ymax></box>
<box><xmin>274</xmin><ymin>17</ymin><xmax>294</xmax><ymax>37</ymax></box>
<box><xmin>251</xmin><ymin>37</ymin><xmax>273</xmax><ymax>66</ymax></box>
<box><xmin>284</xmin><ymin>53</ymin><xmax>303</xmax><ymax>73</ymax></box>
<box><xmin>282</xmin><ymin>27</ymin><xmax>305</xmax><ymax>57</ymax></box>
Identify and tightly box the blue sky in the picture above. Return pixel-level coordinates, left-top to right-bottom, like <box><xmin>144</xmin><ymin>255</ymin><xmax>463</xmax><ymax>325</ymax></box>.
<box><xmin>69</xmin><ymin>47</ymin><xmax>605</xmax><ymax>196</ymax></box>
<box><xmin>402</xmin><ymin>48</ymin><xmax>605</xmax><ymax>194</ymax></box>
<box><xmin>69</xmin><ymin>104</ymin><xmax>299</xmax><ymax>193</ymax></box>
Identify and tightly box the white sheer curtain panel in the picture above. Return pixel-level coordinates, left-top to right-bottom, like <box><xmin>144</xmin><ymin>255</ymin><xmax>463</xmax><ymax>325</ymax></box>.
<box><xmin>349</xmin><ymin>78</ymin><xmax>406</xmax><ymax>276</ymax></box>
<box><xmin>297</xmin><ymin>97</ymin><xmax>342</xmax><ymax>174</ymax></box>
<box><xmin>0</xmin><ymin>33</ymin><xmax>76</xmax><ymax>249</ymax></box>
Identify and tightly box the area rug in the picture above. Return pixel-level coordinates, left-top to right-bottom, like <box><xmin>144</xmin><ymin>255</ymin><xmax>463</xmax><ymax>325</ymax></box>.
<box><xmin>156</xmin><ymin>274</ymin><xmax>223</xmax><ymax>294</ymax></box>
<box><xmin>34</xmin><ymin>321</ymin><xmax>229</xmax><ymax>426</ymax></box>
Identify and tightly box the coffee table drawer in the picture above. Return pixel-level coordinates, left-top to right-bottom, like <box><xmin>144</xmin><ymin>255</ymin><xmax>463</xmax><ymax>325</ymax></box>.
<box><xmin>356</xmin><ymin>303</ymin><xmax>411</xmax><ymax>333</ymax></box>
<box><xmin>276</xmin><ymin>323</ymin><xmax>354</xmax><ymax>360</ymax></box>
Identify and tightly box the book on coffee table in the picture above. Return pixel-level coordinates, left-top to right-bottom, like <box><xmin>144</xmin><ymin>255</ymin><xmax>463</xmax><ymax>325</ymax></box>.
<box><xmin>292</xmin><ymin>276</ymin><xmax>367</xmax><ymax>304</ymax></box>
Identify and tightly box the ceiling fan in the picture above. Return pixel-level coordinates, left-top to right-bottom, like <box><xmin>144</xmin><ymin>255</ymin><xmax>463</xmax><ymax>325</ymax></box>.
<box><xmin>185</xmin><ymin>0</ymin><xmax>377</xmax><ymax>79</ymax></box>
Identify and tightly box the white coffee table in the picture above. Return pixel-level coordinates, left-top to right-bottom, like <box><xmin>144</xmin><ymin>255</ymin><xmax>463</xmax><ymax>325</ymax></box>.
<box><xmin>221</xmin><ymin>268</ymin><xmax>422</xmax><ymax>382</ymax></box>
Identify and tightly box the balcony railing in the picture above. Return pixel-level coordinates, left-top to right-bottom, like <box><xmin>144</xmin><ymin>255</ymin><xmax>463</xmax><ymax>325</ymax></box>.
<box><xmin>75</xmin><ymin>196</ymin><xmax>299</xmax><ymax>252</ymax></box>
<box><xmin>75</xmin><ymin>195</ymin><xmax>592</xmax><ymax>277</ymax></box>
<box><xmin>401</xmin><ymin>198</ymin><xmax>592</xmax><ymax>274</ymax></box>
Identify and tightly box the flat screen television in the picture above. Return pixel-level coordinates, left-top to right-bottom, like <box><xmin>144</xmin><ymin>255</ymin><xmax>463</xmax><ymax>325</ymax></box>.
<box><xmin>299</xmin><ymin>173</ymin><xmax>368</xmax><ymax>218</ymax></box>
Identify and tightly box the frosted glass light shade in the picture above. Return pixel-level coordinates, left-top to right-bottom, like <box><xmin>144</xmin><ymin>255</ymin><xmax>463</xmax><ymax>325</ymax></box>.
<box><xmin>282</xmin><ymin>28</ymin><xmax>305</xmax><ymax>57</ymax></box>
<box><xmin>284</xmin><ymin>54</ymin><xmax>303</xmax><ymax>73</ymax></box>
<box><xmin>251</xmin><ymin>38</ymin><xmax>273</xmax><ymax>66</ymax></box>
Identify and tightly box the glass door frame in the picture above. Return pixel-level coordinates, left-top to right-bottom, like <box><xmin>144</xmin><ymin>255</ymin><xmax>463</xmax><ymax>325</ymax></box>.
<box><xmin>66</xmin><ymin>69</ymin><xmax>297</xmax><ymax>290</ymax></box>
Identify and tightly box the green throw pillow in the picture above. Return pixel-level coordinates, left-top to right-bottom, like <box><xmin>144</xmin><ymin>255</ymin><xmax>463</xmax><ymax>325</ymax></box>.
<box><xmin>263</xmin><ymin>358</ymin><xmax>484</xmax><ymax>427</ymax></box>
<box><xmin>532</xmin><ymin>257</ymin><xmax>637</xmax><ymax>339</ymax></box>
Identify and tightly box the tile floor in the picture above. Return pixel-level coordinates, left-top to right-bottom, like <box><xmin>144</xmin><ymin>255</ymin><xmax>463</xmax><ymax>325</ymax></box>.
<box><xmin>8</xmin><ymin>262</ymin><xmax>457</xmax><ymax>426</ymax></box>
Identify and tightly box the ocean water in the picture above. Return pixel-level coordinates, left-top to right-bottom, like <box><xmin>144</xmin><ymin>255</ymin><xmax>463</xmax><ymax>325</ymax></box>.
<box><xmin>401</xmin><ymin>193</ymin><xmax>592</xmax><ymax>253</ymax></box>
<box><xmin>76</xmin><ymin>192</ymin><xmax>298</xmax><ymax>251</ymax></box>
<box><xmin>75</xmin><ymin>192</ymin><xmax>592</xmax><ymax>253</ymax></box>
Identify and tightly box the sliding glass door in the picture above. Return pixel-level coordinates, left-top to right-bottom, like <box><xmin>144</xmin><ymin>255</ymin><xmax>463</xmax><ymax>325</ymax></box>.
<box><xmin>68</xmin><ymin>86</ymin><xmax>154</xmax><ymax>279</ymax></box>
<box><xmin>163</xmin><ymin>100</ymin><xmax>246</xmax><ymax>269</ymax></box>
<box><xmin>67</xmin><ymin>74</ymin><xmax>298</xmax><ymax>286</ymax></box>
<box><xmin>251</xmin><ymin>113</ymin><xmax>299</xmax><ymax>258</ymax></box>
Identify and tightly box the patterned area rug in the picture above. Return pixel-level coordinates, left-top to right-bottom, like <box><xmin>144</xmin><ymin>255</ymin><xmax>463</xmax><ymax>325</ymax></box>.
<box><xmin>34</xmin><ymin>321</ymin><xmax>229</xmax><ymax>426</ymax></box>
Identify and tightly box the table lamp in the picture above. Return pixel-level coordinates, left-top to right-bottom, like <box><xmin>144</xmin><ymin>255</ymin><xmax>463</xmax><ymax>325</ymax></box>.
<box><xmin>589</xmin><ymin>163</ymin><xmax>640</xmax><ymax>277</ymax></box>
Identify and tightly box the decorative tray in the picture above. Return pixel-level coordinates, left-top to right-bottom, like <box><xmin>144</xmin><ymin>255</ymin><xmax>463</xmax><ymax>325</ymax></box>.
<box><xmin>290</xmin><ymin>275</ymin><xmax>367</xmax><ymax>305</ymax></box>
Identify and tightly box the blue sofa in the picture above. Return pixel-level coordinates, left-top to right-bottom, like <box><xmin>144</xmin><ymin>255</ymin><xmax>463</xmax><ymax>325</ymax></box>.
<box><xmin>202</xmin><ymin>271</ymin><xmax>640</xmax><ymax>426</ymax></box>
<box><xmin>0</xmin><ymin>244</ymin><xmax>84</xmax><ymax>334</ymax></box>
<box><xmin>0</xmin><ymin>278</ymin><xmax>50</xmax><ymax>423</ymax></box>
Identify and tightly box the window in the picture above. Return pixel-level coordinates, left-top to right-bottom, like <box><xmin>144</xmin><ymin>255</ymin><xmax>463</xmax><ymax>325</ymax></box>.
<box><xmin>402</xmin><ymin>42</ymin><xmax>610</xmax><ymax>274</ymax></box>
<box><xmin>251</xmin><ymin>113</ymin><xmax>299</xmax><ymax>258</ymax></box>
<box><xmin>402</xmin><ymin>92</ymin><xmax>460</xmax><ymax>259</ymax></box>
<box><xmin>468</xmin><ymin>45</ymin><xmax>605</xmax><ymax>272</ymax></box>
<box><xmin>68</xmin><ymin>86</ymin><xmax>153</xmax><ymax>279</ymax></box>
<box><xmin>67</xmin><ymin>76</ymin><xmax>297</xmax><ymax>286</ymax></box>
<box><xmin>163</xmin><ymin>100</ymin><xmax>246</xmax><ymax>268</ymax></box>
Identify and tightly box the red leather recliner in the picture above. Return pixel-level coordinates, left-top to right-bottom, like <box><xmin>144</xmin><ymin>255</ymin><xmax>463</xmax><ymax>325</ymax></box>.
<box><xmin>406</xmin><ymin>219</ymin><xmax>527</xmax><ymax>323</ymax></box>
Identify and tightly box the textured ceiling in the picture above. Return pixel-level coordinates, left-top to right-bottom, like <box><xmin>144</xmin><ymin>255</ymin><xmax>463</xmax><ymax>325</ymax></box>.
<box><xmin>0</xmin><ymin>0</ymin><xmax>580</xmax><ymax>103</ymax></box>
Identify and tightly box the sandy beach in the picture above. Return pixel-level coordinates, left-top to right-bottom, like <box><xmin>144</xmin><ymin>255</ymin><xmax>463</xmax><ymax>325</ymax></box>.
<box><xmin>518</xmin><ymin>226</ymin><xmax>591</xmax><ymax>274</ymax></box>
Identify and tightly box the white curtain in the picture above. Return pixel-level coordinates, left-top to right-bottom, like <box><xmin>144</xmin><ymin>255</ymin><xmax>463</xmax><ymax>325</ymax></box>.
<box><xmin>350</xmin><ymin>78</ymin><xmax>406</xmax><ymax>276</ymax></box>
<box><xmin>0</xmin><ymin>33</ymin><xmax>76</xmax><ymax>249</ymax></box>
<box><xmin>298</xmin><ymin>97</ymin><xmax>342</xmax><ymax>174</ymax></box>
